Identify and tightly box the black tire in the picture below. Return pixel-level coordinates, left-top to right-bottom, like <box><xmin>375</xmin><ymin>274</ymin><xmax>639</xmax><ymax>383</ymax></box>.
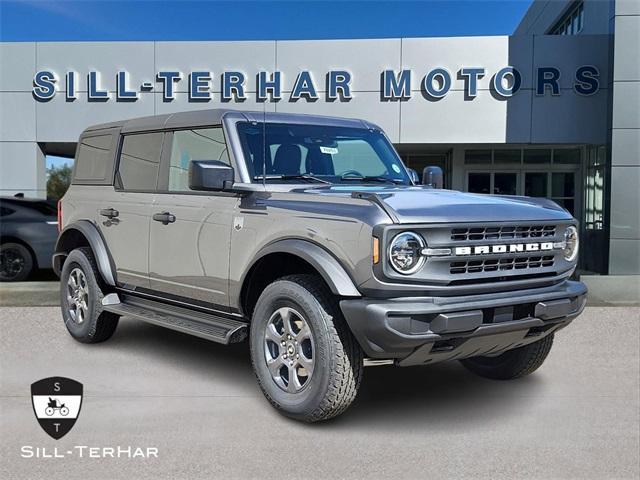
<box><xmin>250</xmin><ymin>274</ymin><xmax>363</xmax><ymax>422</ymax></box>
<box><xmin>0</xmin><ymin>242</ymin><xmax>34</xmax><ymax>282</ymax></box>
<box><xmin>60</xmin><ymin>247</ymin><xmax>119</xmax><ymax>343</ymax></box>
<box><xmin>460</xmin><ymin>334</ymin><xmax>555</xmax><ymax>380</ymax></box>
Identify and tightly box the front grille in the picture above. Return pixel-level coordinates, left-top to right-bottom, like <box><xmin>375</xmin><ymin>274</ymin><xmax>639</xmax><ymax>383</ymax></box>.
<box><xmin>451</xmin><ymin>225</ymin><xmax>556</xmax><ymax>241</ymax></box>
<box><xmin>450</xmin><ymin>255</ymin><xmax>555</xmax><ymax>275</ymax></box>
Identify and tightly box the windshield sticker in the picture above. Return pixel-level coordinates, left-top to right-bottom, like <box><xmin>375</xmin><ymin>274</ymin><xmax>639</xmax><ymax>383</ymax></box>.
<box><xmin>391</xmin><ymin>164</ymin><xmax>401</xmax><ymax>173</ymax></box>
<box><xmin>319</xmin><ymin>146</ymin><xmax>338</xmax><ymax>155</ymax></box>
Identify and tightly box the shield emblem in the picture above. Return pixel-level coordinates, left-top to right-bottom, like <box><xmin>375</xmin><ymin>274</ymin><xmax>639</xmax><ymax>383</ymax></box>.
<box><xmin>31</xmin><ymin>377</ymin><xmax>83</xmax><ymax>439</ymax></box>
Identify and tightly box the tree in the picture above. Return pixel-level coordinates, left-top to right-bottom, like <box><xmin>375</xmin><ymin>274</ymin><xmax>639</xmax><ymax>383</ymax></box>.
<box><xmin>47</xmin><ymin>164</ymin><xmax>73</xmax><ymax>200</ymax></box>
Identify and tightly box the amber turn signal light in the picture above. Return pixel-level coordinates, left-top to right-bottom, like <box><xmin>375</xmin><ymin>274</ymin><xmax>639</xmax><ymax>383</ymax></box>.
<box><xmin>372</xmin><ymin>237</ymin><xmax>380</xmax><ymax>264</ymax></box>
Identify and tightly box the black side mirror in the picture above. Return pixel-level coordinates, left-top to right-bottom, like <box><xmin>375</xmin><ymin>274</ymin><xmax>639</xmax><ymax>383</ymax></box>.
<box><xmin>189</xmin><ymin>160</ymin><xmax>234</xmax><ymax>191</ymax></box>
<box><xmin>422</xmin><ymin>166</ymin><xmax>443</xmax><ymax>189</ymax></box>
<box><xmin>407</xmin><ymin>168</ymin><xmax>420</xmax><ymax>184</ymax></box>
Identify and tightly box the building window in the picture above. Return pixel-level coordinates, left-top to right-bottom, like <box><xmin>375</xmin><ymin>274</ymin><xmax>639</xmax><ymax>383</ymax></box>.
<box><xmin>550</xmin><ymin>2</ymin><xmax>584</xmax><ymax>35</ymax></box>
<box><xmin>464</xmin><ymin>150</ymin><xmax>491</xmax><ymax>164</ymax></box>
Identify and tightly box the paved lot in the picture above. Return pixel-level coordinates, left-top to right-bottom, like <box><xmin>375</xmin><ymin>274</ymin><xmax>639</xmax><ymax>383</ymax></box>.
<box><xmin>1</xmin><ymin>306</ymin><xmax>638</xmax><ymax>480</ymax></box>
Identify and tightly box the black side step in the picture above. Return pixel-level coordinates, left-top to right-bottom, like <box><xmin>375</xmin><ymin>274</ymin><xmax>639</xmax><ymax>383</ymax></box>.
<box><xmin>102</xmin><ymin>294</ymin><xmax>248</xmax><ymax>344</ymax></box>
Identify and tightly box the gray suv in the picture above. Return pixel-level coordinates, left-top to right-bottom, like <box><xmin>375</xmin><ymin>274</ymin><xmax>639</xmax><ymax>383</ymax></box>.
<box><xmin>54</xmin><ymin>109</ymin><xmax>587</xmax><ymax>422</ymax></box>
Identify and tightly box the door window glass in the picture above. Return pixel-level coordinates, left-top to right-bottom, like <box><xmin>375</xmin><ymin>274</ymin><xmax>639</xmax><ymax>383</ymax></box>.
<box><xmin>468</xmin><ymin>173</ymin><xmax>490</xmax><ymax>194</ymax></box>
<box><xmin>525</xmin><ymin>172</ymin><xmax>548</xmax><ymax>197</ymax></box>
<box><xmin>118</xmin><ymin>133</ymin><xmax>164</xmax><ymax>191</ymax></box>
<box><xmin>551</xmin><ymin>172</ymin><xmax>575</xmax><ymax>197</ymax></box>
<box><xmin>493</xmin><ymin>173</ymin><xmax>518</xmax><ymax>195</ymax></box>
<box><xmin>551</xmin><ymin>172</ymin><xmax>576</xmax><ymax>215</ymax></box>
<box><xmin>169</xmin><ymin>128</ymin><xmax>229</xmax><ymax>192</ymax></box>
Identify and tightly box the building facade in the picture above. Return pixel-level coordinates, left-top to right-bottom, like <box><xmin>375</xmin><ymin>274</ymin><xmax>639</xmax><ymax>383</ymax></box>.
<box><xmin>0</xmin><ymin>0</ymin><xmax>638</xmax><ymax>278</ymax></box>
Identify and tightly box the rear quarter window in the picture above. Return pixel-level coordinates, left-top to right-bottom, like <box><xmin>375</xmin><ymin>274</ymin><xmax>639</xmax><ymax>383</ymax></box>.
<box><xmin>73</xmin><ymin>133</ymin><xmax>116</xmax><ymax>184</ymax></box>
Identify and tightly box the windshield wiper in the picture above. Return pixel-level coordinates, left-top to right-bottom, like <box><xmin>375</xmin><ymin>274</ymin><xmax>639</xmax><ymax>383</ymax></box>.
<box><xmin>253</xmin><ymin>174</ymin><xmax>331</xmax><ymax>184</ymax></box>
<box><xmin>339</xmin><ymin>175</ymin><xmax>403</xmax><ymax>185</ymax></box>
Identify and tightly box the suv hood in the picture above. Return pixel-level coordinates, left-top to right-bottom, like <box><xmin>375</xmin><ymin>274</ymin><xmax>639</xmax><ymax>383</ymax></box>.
<box><xmin>307</xmin><ymin>186</ymin><xmax>573</xmax><ymax>224</ymax></box>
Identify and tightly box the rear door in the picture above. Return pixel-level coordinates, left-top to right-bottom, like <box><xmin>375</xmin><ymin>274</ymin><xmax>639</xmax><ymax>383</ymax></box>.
<box><xmin>148</xmin><ymin>126</ymin><xmax>237</xmax><ymax>309</ymax></box>
<box><xmin>97</xmin><ymin>131</ymin><xmax>164</xmax><ymax>289</ymax></box>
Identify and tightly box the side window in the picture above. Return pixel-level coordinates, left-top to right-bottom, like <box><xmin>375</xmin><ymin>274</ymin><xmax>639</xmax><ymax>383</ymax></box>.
<box><xmin>169</xmin><ymin>127</ymin><xmax>229</xmax><ymax>192</ymax></box>
<box><xmin>118</xmin><ymin>132</ymin><xmax>164</xmax><ymax>191</ymax></box>
<box><xmin>73</xmin><ymin>134</ymin><xmax>113</xmax><ymax>184</ymax></box>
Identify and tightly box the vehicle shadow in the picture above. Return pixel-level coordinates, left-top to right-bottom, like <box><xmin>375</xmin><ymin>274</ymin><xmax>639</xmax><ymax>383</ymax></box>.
<box><xmin>109</xmin><ymin>318</ymin><xmax>544</xmax><ymax>429</ymax></box>
<box><xmin>335</xmin><ymin>362</ymin><xmax>544</xmax><ymax>430</ymax></box>
<box><xmin>107</xmin><ymin>318</ymin><xmax>255</xmax><ymax>392</ymax></box>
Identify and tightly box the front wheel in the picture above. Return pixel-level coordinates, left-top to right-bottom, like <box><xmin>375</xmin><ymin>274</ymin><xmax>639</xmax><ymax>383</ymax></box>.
<box><xmin>250</xmin><ymin>274</ymin><xmax>363</xmax><ymax>422</ymax></box>
<box><xmin>460</xmin><ymin>334</ymin><xmax>555</xmax><ymax>380</ymax></box>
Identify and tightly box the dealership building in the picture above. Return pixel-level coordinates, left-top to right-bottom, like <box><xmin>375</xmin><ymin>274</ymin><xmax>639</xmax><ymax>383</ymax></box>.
<box><xmin>0</xmin><ymin>0</ymin><xmax>638</xmax><ymax>286</ymax></box>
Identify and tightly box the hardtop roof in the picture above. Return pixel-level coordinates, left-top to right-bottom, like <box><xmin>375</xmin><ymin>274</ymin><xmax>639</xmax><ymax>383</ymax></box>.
<box><xmin>83</xmin><ymin>109</ymin><xmax>377</xmax><ymax>135</ymax></box>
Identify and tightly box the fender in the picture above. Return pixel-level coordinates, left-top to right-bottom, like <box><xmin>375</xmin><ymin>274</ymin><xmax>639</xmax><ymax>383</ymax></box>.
<box><xmin>53</xmin><ymin>220</ymin><xmax>117</xmax><ymax>286</ymax></box>
<box><xmin>250</xmin><ymin>239</ymin><xmax>361</xmax><ymax>297</ymax></box>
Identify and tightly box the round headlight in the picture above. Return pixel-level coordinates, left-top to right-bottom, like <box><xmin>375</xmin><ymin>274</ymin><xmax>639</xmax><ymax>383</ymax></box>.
<box><xmin>388</xmin><ymin>232</ymin><xmax>426</xmax><ymax>274</ymax></box>
<box><xmin>563</xmin><ymin>226</ymin><xmax>579</xmax><ymax>262</ymax></box>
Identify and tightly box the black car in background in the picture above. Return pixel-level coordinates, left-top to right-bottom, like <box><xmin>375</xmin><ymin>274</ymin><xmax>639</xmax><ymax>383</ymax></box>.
<box><xmin>0</xmin><ymin>196</ymin><xmax>58</xmax><ymax>281</ymax></box>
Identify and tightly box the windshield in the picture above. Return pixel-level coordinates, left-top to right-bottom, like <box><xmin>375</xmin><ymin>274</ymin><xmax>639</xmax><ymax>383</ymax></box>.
<box><xmin>236</xmin><ymin>122</ymin><xmax>411</xmax><ymax>185</ymax></box>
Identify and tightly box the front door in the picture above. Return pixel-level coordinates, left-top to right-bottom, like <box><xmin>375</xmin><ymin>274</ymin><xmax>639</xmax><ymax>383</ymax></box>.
<box><xmin>148</xmin><ymin>126</ymin><xmax>236</xmax><ymax>309</ymax></box>
<box><xmin>97</xmin><ymin>131</ymin><xmax>164</xmax><ymax>289</ymax></box>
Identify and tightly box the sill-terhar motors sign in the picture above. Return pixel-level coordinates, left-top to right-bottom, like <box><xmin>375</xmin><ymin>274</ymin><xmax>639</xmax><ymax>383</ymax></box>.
<box><xmin>32</xmin><ymin>66</ymin><xmax>600</xmax><ymax>103</ymax></box>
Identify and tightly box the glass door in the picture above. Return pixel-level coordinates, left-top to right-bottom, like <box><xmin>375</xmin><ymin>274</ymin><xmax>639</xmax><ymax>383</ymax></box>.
<box><xmin>401</xmin><ymin>151</ymin><xmax>452</xmax><ymax>188</ymax></box>
<box><xmin>524</xmin><ymin>171</ymin><xmax>577</xmax><ymax>217</ymax></box>
<box><xmin>467</xmin><ymin>171</ymin><xmax>519</xmax><ymax>195</ymax></box>
<box><xmin>582</xmin><ymin>146</ymin><xmax>608</xmax><ymax>273</ymax></box>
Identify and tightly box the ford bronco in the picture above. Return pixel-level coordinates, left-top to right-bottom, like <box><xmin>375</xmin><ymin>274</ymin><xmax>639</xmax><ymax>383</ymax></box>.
<box><xmin>54</xmin><ymin>109</ymin><xmax>587</xmax><ymax>422</ymax></box>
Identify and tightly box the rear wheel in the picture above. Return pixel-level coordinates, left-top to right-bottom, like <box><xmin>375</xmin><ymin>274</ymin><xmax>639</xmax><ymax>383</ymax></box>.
<box><xmin>0</xmin><ymin>242</ymin><xmax>34</xmax><ymax>282</ymax></box>
<box><xmin>460</xmin><ymin>334</ymin><xmax>555</xmax><ymax>380</ymax></box>
<box><xmin>250</xmin><ymin>274</ymin><xmax>363</xmax><ymax>422</ymax></box>
<box><xmin>60</xmin><ymin>247</ymin><xmax>119</xmax><ymax>343</ymax></box>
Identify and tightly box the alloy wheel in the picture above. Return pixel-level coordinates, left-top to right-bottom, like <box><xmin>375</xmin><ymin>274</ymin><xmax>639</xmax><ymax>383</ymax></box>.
<box><xmin>263</xmin><ymin>306</ymin><xmax>315</xmax><ymax>393</ymax></box>
<box><xmin>0</xmin><ymin>247</ymin><xmax>26</xmax><ymax>280</ymax></box>
<box><xmin>67</xmin><ymin>267</ymin><xmax>89</xmax><ymax>324</ymax></box>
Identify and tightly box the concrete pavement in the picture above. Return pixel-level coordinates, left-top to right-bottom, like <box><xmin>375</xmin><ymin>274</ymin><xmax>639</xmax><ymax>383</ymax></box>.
<box><xmin>1</xmin><ymin>306</ymin><xmax>639</xmax><ymax>479</ymax></box>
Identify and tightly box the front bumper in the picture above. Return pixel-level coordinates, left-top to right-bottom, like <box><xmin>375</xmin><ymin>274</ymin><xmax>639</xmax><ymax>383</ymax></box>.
<box><xmin>340</xmin><ymin>280</ymin><xmax>587</xmax><ymax>366</ymax></box>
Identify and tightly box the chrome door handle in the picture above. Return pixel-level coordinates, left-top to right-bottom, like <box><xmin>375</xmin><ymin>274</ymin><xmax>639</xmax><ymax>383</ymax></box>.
<box><xmin>152</xmin><ymin>212</ymin><xmax>176</xmax><ymax>225</ymax></box>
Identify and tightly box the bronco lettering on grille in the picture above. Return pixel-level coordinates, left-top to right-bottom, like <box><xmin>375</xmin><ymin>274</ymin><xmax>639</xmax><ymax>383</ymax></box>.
<box><xmin>455</xmin><ymin>242</ymin><xmax>554</xmax><ymax>256</ymax></box>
